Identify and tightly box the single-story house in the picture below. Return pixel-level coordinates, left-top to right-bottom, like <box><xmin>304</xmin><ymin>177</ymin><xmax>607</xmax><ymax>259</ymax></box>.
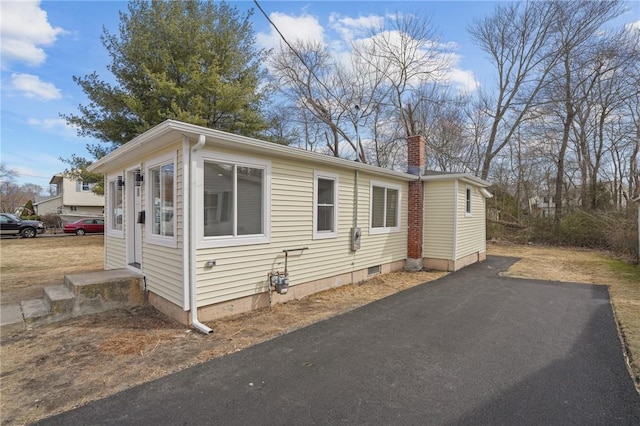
<box><xmin>34</xmin><ymin>174</ymin><xmax>104</xmax><ymax>222</ymax></box>
<box><xmin>88</xmin><ymin>120</ymin><xmax>491</xmax><ymax>332</ymax></box>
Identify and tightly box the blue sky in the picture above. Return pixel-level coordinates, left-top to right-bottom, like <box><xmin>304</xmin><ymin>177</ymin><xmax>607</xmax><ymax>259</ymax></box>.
<box><xmin>1</xmin><ymin>1</ymin><xmax>638</xmax><ymax>189</ymax></box>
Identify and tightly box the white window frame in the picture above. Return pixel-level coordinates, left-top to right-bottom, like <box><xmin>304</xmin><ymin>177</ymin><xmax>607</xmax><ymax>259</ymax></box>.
<box><xmin>106</xmin><ymin>173</ymin><xmax>124</xmax><ymax>238</ymax></box>
<box><xmin>145</xmin><ymin>151</ymin><xmax>177</xmax><ymax>248</ymax></box>
<box><xmin>313</xmin><ymin>171</ymin><xmax>339</xmax><ymax>239</ymax></box>
<box><xmin>465</xmin><ymin>185</ymin><xmax>472</xmax><ymax>217</ymax></box>
<box><xmin>369</xmin><ymin>180</ymin><xmax>401</xmax><ymax>235</ymax></box>
<box><xmin>197</xmin><ymin>151</ymin><xmax>271</xmax><ymax>248</ymax></box>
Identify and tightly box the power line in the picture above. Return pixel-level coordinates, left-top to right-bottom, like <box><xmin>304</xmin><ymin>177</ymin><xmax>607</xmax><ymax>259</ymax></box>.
<box><xmin>252</xmin><ymin>0</ymin><xmax>346</xmax><ymax>112</ymax></box>
<box><xmin>253</xmin><ymin>0</ymin><xmax>364</xmax><ymax>161</ymax></box>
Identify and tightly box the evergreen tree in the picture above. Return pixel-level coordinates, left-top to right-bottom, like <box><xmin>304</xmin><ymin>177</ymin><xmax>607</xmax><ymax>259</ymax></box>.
<box><xmin>63</xmin><ymin>0</ymin><xmax>268</xmax><ymax>159</ymax></box>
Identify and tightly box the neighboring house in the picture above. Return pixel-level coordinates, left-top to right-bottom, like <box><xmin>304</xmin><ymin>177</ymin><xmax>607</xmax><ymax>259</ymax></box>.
<box><xmin>88</xmin><ymin>120</ymin><xmax>491</xmax><ymax>331</ymax></box>
<box><xmin>529</xmin><ymin>195</ymin><xmax>557</xmax><ymax>218</ymax></box>
<box><xmin>34</xmin><ymin>174</ymin><xmax>104</xmax><ymax>222</ymax></box>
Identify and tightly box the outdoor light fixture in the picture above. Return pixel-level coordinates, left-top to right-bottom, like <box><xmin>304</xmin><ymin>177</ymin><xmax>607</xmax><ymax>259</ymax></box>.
<box><xmin>117</xmin><ymin>175</ymin><xmax>124</xmax><ymax>188</ymax></box>
<box><xmin>134</xmin><ymin>170</ymin><xmax>143</xmax><ymax>186</ymax></box>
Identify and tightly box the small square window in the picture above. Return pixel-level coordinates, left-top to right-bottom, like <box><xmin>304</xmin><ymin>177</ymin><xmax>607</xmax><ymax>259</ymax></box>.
<box><xmin>370</xmin><ymin>181</ymin><xmax>401</xmax><ymax>234</ymax></box>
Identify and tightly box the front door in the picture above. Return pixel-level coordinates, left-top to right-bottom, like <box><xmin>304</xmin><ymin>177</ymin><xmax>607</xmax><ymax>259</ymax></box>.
<box><xmin>126</xmin><ymin>169</ymin><xmax>143</xmax><ymax>269</ymax></box>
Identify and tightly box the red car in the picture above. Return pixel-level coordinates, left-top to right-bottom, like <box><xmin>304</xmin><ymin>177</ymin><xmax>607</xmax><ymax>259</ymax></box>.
<box><xmin>63</xmin><ymin>218</ymin><xmax>105</xmax><ymax>235</ymax></box>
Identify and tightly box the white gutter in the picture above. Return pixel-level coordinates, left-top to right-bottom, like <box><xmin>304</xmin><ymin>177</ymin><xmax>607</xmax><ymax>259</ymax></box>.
<box><xmin>189</xmin><ymin>134</ymin><xmax>212</xmax><ymax>334</ymax></box>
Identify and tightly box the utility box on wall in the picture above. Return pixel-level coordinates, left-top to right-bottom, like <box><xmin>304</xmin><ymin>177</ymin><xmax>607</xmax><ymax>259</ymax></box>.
<box><xmin>351</xmin><ymin>227</ymin><xmax>361</xmax><ymax>251</ymax></box>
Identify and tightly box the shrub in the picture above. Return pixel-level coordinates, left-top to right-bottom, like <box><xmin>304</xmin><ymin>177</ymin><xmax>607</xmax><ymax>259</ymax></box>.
<box><xmin>40</xmin><ymin>213</ymin><xmax>62</xmax><ymax>230</ymax></box>
<box><xmin>528</xmin><ymin>208</ymin><xmax>638</xmax><ymax>259</ymax></box>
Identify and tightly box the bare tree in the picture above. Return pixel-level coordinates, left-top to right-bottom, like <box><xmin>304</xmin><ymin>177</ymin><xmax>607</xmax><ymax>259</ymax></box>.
<box><xmin>353</xmin><ymin>12</ymin><xmax>451</xmax><ymax>137</ymax></box>
<box><xmin>545</xmin><ymin>0</ymin><xmax>625</xmax><ymax>221</ymax></box>
<box><xmin>268</xmin><ymin>12</ymin><xmax>450</xmax><ymax>167</ymax></box>
<box><xmin>0</xmin><ymin>164</ymin><xmax>43</xmax><ymax>213</ymax></box>
<box><xmin>468</xmin><ymin>1</ymin><xmax>559</xmax><ymax>181</ymax></box>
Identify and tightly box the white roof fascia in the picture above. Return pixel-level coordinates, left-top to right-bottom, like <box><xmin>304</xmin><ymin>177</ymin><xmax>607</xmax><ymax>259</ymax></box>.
<box><xmin>480</xmin><ymin>188</ymin><xmax>494</xmax><ymax>198</ymax></box>
<box><xmin>421</xmin><ymin>173</ymin><xmax>491</xmax><ymax>188</ymax></box>
<box><xmin>89</xmin><ymin>120</ymin><xmax>417</xmax><ymax>181</ymax></box>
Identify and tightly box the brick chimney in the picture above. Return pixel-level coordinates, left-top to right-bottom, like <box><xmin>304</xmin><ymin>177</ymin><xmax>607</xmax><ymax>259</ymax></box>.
<box><xmin>407</xmin><ymin>134</ymin><xmax>426</xmax><ymax>176</ymax></box>
<box><xmin>406</xmin><ymin>135</ymin><xmax>425</xmax><ymax>271</ymax></box>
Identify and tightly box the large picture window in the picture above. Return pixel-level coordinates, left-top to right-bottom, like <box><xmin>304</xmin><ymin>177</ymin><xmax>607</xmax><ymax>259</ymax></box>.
<box><xmin>201</xmin><ymin>153</ymin><xmax>270</xmax><ymax>247</ymax></box>
<box><xmin>313</xmin><ymin>171</ymin><xmax>338</xmax><ymax>239</ymax></box>
<box><xmin>146</xmin><ymin>153</ymin><xmax>177</xmax><ymax>247</ymax></box>
<box><xmin>108</xmin><ymin>177</ymin><xmax>123</xmax><ymax>235</ymax></box>
<box><xmin>370</xmin><ymin>182</ymin><xmax>401</xmax><ymax>234</ymax></box>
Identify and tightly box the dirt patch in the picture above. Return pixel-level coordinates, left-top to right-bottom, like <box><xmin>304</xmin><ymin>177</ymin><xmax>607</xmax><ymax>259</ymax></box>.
<box><xmin>1</xmin><ymin>238</ymin><xmax>638</xmax><ymax>424</ymax></box>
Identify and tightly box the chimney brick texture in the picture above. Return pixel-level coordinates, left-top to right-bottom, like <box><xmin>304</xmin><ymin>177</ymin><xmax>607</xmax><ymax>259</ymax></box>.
<box><xmin>407</xmin><ymin>179</ymin><xmax>424</xmax><ymax>260</ymax></box>
<box><xmin>406</xmin><ymin>134</ymin><xmax>425</xmax><ymax>265</ymax></box>
<box><xmin>407</xmin><ymin>134</ymin><xmax>426</xmax><ymax>176</ymax></box>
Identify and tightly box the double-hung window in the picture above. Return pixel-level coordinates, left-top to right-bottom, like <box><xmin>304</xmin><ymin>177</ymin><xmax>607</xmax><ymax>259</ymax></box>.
<box><xmin>370</xmin><ymin>181</ymin><xmax>401</xmax><ymax>234</ymax></box>
<box><xmin>146</xmin><ymin>153</ymin><xmax>176</xmax><ymax>247</ymax></box>
<box><xmin>107</xmin><ymin>175</ymin><xmax>123</xmax><ymax>236</ymax></box>
<box><xmin>200</xmin><ymin>153</ymin><xmax>270</xmax><ymax>247</ymax></box>
<box><xmin>465</xmin><ymin>185</ymin><xmax>472</xmax><ymax>216</ymax></box>
<box><xmin>313</xmin><ymin>171</ymin><xmax>338</xmax><ymax>239</ymax></box>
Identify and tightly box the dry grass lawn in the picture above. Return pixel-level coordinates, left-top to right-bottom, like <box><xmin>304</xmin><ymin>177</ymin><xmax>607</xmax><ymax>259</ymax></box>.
<box><xmin>1</xmin><ymin>236</ymin><xmax>638</xmax><ymax>425</ymax></box>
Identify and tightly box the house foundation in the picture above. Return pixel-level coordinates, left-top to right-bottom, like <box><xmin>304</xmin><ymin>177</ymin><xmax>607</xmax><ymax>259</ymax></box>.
<box><xmin>149</xmin><ymin>259</ymin><xmax>406</xmax><ymax>326</ymax></box>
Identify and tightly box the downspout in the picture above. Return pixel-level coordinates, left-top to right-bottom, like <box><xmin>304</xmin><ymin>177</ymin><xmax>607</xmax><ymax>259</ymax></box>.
<box><xmin>189</xmin><ymin>134</ymin><xmax>213</xmax><ymax>334</ymax></box>
<box><xmin>453</xmin><ymin>179</ymin><xmax>458</xmax><ymax>268</ymax></box>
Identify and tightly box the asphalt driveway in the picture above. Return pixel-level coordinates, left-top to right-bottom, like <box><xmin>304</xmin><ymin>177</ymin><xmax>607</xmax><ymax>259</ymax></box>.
<box><xmin>38</xmin><ymin>256</ymin><xmax>640</xmax><ymax>425</ymax></box>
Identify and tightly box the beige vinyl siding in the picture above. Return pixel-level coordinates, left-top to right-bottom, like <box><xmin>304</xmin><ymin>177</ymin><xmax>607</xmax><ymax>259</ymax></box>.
<box><xmin>456</xmin><ymin>183</ymin><xmax>486</xmax><ymax>259</ymax></box>
<box><xmin>423</xmin><ymin>180</ymin><xmax>455</xmax><ymax>260</ymax></box>
<box><xmin>105</xmin><ymin>236</ymin><xmax>126</xmax><ymax>270</ymax></box>
<box><xmin>194</xmin><ymin>150</ymin><xmax>407</xmax><ymax>307</ymax></box>
<box><xmin>100</xmin><ymin>141</ymin><xmax>185</xmax><ymax>306</ymax></box>
<box><xmin>61</xmin><ymin>177</ymin><xmax>105</xmax><ymax>207</ymax></box>
<box><xmin>141</xmin><ymin>145</ymin><xmax>184</xmax><ymax>306</ymax></box>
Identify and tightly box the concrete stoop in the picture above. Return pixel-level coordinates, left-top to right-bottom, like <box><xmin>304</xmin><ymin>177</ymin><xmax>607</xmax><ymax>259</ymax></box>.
<box><xmin>1</xmin><ymin>269</ymin><xmax>143</xmax><ymax>336</ymax></box>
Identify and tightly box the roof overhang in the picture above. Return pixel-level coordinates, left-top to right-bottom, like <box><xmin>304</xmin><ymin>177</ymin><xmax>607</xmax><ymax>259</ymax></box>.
<box><xmin>49</xmin><ymin>175</ymin><xmax>63</xmax><ymax>185</ymax></box>
<box><xmin>420</xmin><ymin>172</ymin><xmax>491</xmax><ymax>188</ymax></box>
<box><xmin>88</xmin><ymin>120</ymin><xmax>418</xmax><ymax>181</ymax></box>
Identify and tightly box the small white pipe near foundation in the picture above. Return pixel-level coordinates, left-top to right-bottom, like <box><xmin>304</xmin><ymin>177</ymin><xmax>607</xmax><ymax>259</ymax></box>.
<box><xmin>189</xmin><ymin>134</ymin><xmax>212</xmax><ymax>334</ymax></box>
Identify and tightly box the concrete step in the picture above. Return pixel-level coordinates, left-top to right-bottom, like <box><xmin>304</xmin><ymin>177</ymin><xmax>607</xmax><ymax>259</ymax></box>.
<box><xmin>20</xmin><ymin>298</ymin><xmax>56</xmax><ymax>328</ymax></box>
<box><xmin>65</xmin><ymin>269</ymin><xmax>144</xmax><ymax>316</ymax></box>
<box><xmin>1</xmin><ymin>269</ymin><xmax>145</xmax><ymax>335</ymax></box>
<box><xmin>44</xmin><ymin>285</ymin><xmax>75</xmax><ymax>314</ymax></box>
<box><xmin>0</xmin><ymin>304</ymin><xmax>25</xmax><ymax>336</ymax></box>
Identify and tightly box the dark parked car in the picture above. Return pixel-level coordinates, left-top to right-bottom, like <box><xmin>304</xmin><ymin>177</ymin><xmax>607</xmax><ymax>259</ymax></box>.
<box><xmin>63</xmin><ymin>218</ymin><xmax>105</xmax><ymax>235</ymax></box>
<box><xmin>0</xmin><ymin>213</ymin><xmax>46</xmax><ymax>238</ymax></box>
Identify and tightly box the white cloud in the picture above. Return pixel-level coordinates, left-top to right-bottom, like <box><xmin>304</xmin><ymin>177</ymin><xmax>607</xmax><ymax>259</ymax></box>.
<box><xmin>27</xmin><ymin>117</ymin><xmax>69</xmax><ymax>130</ymax></box>
<box><xmin>625</xmin><ymin>20</ymin><xmax>640</xmax><ymax>33</ymax></box>
<box><xmin>256</xmin><ymin>12</ymin><xmax>325</xmax><ymax>51</ymax></box>
<box><xmin>328</xmin><ymin>13</ymin><xmax>384</xmax><ymax>42</ymax></box>
<box><xmin>0</xmin><ymin>0</ymin><xmax>65</xmax><ymax>67</ymax></box>
<box><xmin>444</xmin><ymin>68</ymin><xmax>479</xmax><ymax>92</ymax></box>
<box><xmin>11</xmin><ymin>73</ymin><xmax>62</xmax><ymax>100</ymax></box>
